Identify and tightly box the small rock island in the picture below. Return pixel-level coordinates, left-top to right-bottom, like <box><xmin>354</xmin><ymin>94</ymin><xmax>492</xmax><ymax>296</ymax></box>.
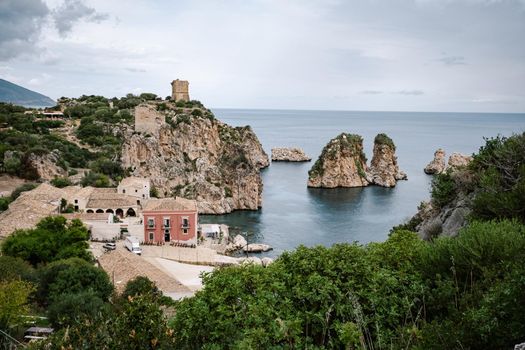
<box><xmin>271</xmin><ymin>147</ymin><xmax>311</xmax><ymax>162</ymax></box>
<box><xmin>424</xmin><ymin>149</ymin><xmax>472</xmax><ymax>174</ymax></box>
<box><xmin>307</xmin><ymin>132</ymin><xmax>406</xmax><ymax>188</ymax></box>
<box><xmin>307</xmin><ymin>133</ymin><xmax>369</xmax><ymax>188</ymax></box>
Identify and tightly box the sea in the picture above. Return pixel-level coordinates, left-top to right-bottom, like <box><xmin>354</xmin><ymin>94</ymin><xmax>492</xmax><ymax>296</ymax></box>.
<box><xmin>201</xmin><ymin>109</ymin><xmax>525</xmax><ymax>257</ymax></box>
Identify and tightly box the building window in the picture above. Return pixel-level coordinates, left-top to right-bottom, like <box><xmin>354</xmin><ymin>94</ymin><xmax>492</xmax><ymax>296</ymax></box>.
<box><xmin>163</xmin><ymin>218</ymin><xmax>170</xmax><ymax>228</ymax></box>
<box><xmin>74</xmin><ymin>199</ymin><xmax>78</xmax><ymax>204</ymax></box>
<box><xmin>123</xmin><ymin>189</ymin><xmax>126</xmax><ymax>193</ymax></box>
<box><xmin>135</xmin><ymin>189</ymin><xmax>138</xmax><ymax>193</ymax></box>
<box><xmin>164</xmin><ymin>229</ymin><xmax>170</xmax><ymax>242</ymax></box>
<box><xmin>147</xmin><ymin>218</ymin><xmax>155</xmax><ymax>228</ymax></box>
<box><xmin>182</xmin><ymin>217</ymin><xmax>189</xmax><ymax>228</ymax></box>
<box><xmin>183</xmin><ymin>228</ymin><xmax>188</xmax><ymax>235</ymax></box>
<box><xmin>149</xmin><ymin>232</ymin><xmax>154</xmax><ymax>241</ymax></box>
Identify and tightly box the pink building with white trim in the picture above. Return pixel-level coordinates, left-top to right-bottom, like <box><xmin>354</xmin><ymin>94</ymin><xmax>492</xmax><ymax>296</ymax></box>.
<box><xmin>142</xmin><ymin>198</ymin><xmax>198</xmax><ymax>245</ymax></box>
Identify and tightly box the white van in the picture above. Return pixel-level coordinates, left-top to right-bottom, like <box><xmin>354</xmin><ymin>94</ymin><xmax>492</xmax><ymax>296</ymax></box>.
<box><xmin>125</xmin><ymin>236</ymin><xmax>142</xmax><ymax>255</ymax></box>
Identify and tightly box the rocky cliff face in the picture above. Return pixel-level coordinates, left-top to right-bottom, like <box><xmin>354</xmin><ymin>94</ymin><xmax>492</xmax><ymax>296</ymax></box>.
<box><xmin>271</xmin><ymin>147</ymin><xmax>311</xmax><ymax>162</ymax></box>
<box><xmin>307</xmin><ymin>133</ymin><xmax>369</xmax><ymax>188</ymax></box>
<box><xmin>121</xmin><ymin>103</ymin><xmax>269</xmax><ymax>214</ymax></box>
<box><xmin>424</xmin><ymin>149</ymin><xmax>472</xmax><ymax>175</ymax></box>
<box><xmin>366</xmin><ymin>134</ymin><xmax>407</xmax><ymax>187</ymax></box>
<box><xmin>410</xmin><ymin>192</ymin><xmax>474</xmax><ymax>240</ymax></box>
<box><xmin>447</xmin><ymin>153</ymin><xmax>472</xmax><ymax>171</ymax></box>
<box><xmin>27</xmin><ymin>150</ymin><xmax>68</xmax><ymax>181</ymax></box>
<box><xmin>424</xmin><ymin>149</ymin><xmax>446</xmax><ymax>174</ymax></box>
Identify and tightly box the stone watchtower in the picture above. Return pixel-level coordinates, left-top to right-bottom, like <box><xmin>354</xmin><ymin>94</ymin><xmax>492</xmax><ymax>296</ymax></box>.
<box><xmin>171</xmin><ymin>79</ymin><xmax>190</xmax><ymax>102</ymax></box>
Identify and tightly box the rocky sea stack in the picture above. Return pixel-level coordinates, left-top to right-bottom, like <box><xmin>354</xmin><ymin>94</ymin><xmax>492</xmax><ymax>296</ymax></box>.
<box><xmin>307</xmin><ymin>133</ymin><xmax>368</xmax><ymax>188</ymax></box>
<box><xmin>122</xmin><ymin>102</ymin><xmax>269</xmax><ymax>214</ymax></box>
<box><xmin>271</xmin><ymin>147</ymin><xmax>311</xmax><ymax>162</ymax></box>
<box><xmin>424</xmin><ymin>149</ymin><xmax>472</xmax><ymax>174</ymax></box>
<box><xmin>366</xmin><ymin>133</ymin><xmax>407</xmax><ymax>187</ymax></box>
<box><xmin>308</xmin><ymin>132</ymin><xmax>406</xmax><ymax>188</ymax></box>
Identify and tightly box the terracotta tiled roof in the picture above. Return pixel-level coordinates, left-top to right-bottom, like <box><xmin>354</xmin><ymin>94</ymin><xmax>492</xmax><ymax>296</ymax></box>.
<box><xmin>86</xmin><ymin>191</ymin><xmax>138</xmax><ymax>209</ymax></box>
<box><xmin>143</xmin><ymin>197</ymin><xmax>197</xmax><ymax>212</ymax></box>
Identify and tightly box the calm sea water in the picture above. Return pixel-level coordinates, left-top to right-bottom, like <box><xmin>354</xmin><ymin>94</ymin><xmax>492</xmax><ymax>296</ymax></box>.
<box><xmin>201</xmin><ymin>109</ymin><xmax>525</xmax><ymax>257</ymax></box>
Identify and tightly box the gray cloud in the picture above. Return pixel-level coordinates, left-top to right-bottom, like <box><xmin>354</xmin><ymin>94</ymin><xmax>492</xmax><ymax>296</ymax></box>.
<box><xmin>360</xmin><ymin>90</ymin><xmax>383</xmax><ymax>95</ymax></box>
<box><xmin>0</xmin><ymin>0</ymin><xmax>49</xmax><ymax>60</ymax></box>
<box><xmin>394</xmin><ymin>90</ymin><xmax>425</xmax><ymax>96</ymax></box>
<box><xmin>52</xmin><ymin>0</ymin><xmax>109</xmax><ymax>37</ymax></box>
<box><xmin>438</xmin><ymin>55</ymin><xmax>467</xmax><ymax>66</ymax></box>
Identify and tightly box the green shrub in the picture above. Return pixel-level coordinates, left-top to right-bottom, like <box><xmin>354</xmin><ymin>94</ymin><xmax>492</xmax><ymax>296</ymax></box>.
<box><xmin>191</xmin><ymin>109</ymin><xmax>203</xmax><ymax>117</ymax></box>
<box><xmin>81</xmin><ymin>172</ymin><xmax>110</xmax><ymax>187</ymax></box>
<box><xmin>470</xmin><ymin>133</ymin><xmax>525</xmax><ymax>223</ymax></box>
<box><xmin>374</xmin><ymin>133</ymin><xmax>396</xmax><ymax>150</ymax></box>
<box><xmin>430</xmin><ymin>171</ymin><xmax>455</xmax><ymax>208</ymax></box>
<box><xmin>51</xmin><ymin>177</ymin><xmax>72</xmax><ymax>188</ymax></box>
<box><xmin>1</xmin><ymin>216</ymin><xmax>92</xmax><ymax>267</ymax></box>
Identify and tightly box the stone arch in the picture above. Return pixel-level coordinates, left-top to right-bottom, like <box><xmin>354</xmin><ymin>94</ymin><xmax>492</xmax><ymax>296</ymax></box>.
<box><xmin>116</xmin><ymin>208</ymin><xmax>124</xmax><ymax>217</ymax></box>
<box><xmin>86</xmin><ymin>209</ymin><xmax>94</xmax><ymax>213</ymax></box>
<box><xmin>106</xmin><ymin>209</ymin><xmax>114</xmax><ymax>214</ymax></box>
<box><xmin>96</xmin><ymin>209</ymin><xmax>104</xmax><ymax>213</ymax></box>
<box><xmin>126</xmin><ymin>208</ymin><xmax>136</xmax><ymax>217</ymax></box>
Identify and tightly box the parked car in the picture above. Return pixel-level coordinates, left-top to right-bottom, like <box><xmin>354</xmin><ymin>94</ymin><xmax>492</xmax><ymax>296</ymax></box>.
<box><xmin>103</xmin><ymin>242</ymin><xmax>116</xmax><ymax>250</ymax></box>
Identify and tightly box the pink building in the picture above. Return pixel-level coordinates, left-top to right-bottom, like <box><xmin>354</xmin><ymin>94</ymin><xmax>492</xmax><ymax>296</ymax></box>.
<box><xmin>142</xmin><ymin>198</ymin><xmax>198</xmax><ymax>245</ymax></box>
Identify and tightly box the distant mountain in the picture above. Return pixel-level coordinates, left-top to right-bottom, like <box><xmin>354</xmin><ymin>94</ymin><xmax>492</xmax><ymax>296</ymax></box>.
<box><xmin>0</xmin><ymin>78</ymin><xmax>55</xmax><ymax>108</ymax></box>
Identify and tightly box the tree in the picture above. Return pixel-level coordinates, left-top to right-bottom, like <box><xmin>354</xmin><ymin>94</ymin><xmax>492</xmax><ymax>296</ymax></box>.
<box><xmin>0</xmin><ymin>256</ymin><xmax>34</xmax><ymax>282</ymax></box>
<box><xmin>36</xmin><ymin>258</ymin><xmax>113</xmax><ymax>307</ymax></box>
<box><xmin>47</xmin><ymin>291</ymin><xmax>107</xmax><ymax>328</ymax></box>
<box><xmin>0</xmin><ymin>280</ymin><xmax>35</xmax><ymax>330</ymax></box>
<box><xmin>1</xmin><ymin>216</ymin><xmax>92</xmax><ymax>266</ymax></box>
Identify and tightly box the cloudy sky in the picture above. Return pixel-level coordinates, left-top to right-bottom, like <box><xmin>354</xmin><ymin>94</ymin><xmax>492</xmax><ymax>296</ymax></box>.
<box><xmin>1</xmin><ymin>0</ymin><xmax>524</xmax><ymax>112</ymax></box>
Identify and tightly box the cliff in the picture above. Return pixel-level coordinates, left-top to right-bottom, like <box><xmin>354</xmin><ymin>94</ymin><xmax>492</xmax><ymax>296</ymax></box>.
<box><xmin>121</xmin><ymin>102</ymin><xmax>269</xmax><ymax>214</ymax></box>
<box><xmin>366</xmin><ymin>133</ymin><xmax>407</xmax><ymax>187</ymax></box>
<box><xmin>307</xmin><ymin>133</ymin><xmax>369</xmax><ymax>188</ymax></box>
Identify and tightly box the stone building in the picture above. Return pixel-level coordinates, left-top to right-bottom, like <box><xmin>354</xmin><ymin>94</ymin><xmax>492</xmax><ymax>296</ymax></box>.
<box><xmin>171</xmin><ymin>79</ymin><xmax>190</xmax><ymax>102</ymax></box>
<box><xmin>117</xmin><ymin>177</ymin><xmax>150</xmax><ymax>201</ymax></box>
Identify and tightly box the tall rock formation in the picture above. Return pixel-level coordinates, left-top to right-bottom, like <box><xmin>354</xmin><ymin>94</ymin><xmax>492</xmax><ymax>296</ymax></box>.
<box><xmin>307</xmin><ymin>133</ymin><xmax>369</xmax><ymax>188</ymax></box>
<box><xmin>424</xmin><ymin>149</ymin><xmax>446</xmax><ymax>174</ymax></box>
<box><xmin>366</xmin><ymin>133</ymin><xmax>407</xmax><ymax>187</ymax></box>
<box><xmin>122</xmin><ymin>103</ymin><xmax>269</xmax><ymax>214</ymax></box>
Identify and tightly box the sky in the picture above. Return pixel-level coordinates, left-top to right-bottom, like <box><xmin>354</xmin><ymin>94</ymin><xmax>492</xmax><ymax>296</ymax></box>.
<box><xmin>1</xmin><ymin>0</ymin><xmax>524</xmax><ymax>112</ymax></box>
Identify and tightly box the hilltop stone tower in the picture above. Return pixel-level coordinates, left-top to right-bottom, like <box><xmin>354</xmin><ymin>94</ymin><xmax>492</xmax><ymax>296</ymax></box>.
<box><xmin>171</xmin><ymin>79</ymin><xmax>190</xmax><ymax>102</ymax></box>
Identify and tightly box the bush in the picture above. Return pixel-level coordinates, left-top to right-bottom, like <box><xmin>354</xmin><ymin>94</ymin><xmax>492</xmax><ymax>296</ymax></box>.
<box><xmin>430</xmin><ymin>171</ymin><xmax>455</xmax><ymax>208</ymax></box>
<box><xmin>1</xmin><ymin>216</ymin><xmax>92</xmax><ymax>266</ymax></box>
<box><xmin>470</xmin><ymin>133</ymin><xmax>525</xmax><ymax>223</ymax></box>
<box><xmin>48</xmin><ymin>291</ymin><xmax>107</xmax><ymax>328</ymax></box>
<box><xmin>81</xmin><ymin>171</ymin><xmax>110</xmax><ymax>187</ymax></box>
<box><xmin>191</xmin><ymin>109</ymin><xmax>203</xmax><ymax>117</ymax></box>
<box><xmin>51</xmin><ymin>177</ymin><xmax>72</xmax><ymax>188</ymax></box>
<box><xmin>374</xmin><ymin>133</ymin><xmax>396</xmax><ymax>150</ymax></box>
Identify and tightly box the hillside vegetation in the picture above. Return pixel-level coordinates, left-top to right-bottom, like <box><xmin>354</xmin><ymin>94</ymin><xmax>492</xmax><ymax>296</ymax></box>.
<box><xmin>0</xmin><ymin>93</ymin><xmax>212</xmax><ymax>186</ymax></box>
